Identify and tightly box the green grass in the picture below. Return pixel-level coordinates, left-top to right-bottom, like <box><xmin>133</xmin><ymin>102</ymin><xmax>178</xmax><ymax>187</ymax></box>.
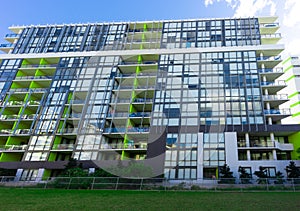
<box><xmin>0</xmin><ymin>189</ymin><xmax>299</xmax><ymax>211</ymax></box>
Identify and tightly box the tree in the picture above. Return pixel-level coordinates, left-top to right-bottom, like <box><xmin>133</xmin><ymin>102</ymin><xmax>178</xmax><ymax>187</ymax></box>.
<box><xmin>285</xmin><ymin>161</ymin><xmax>300</xmax><ymax>179</ymax></box>
<box><xmin>218</xmin><ymin>164</ymin><xmax>235</xmax><ymax>184</ymax></box>
<box><xmin>59</xmin><ymin>158</ymin><xmax>88</xmax><ymax>177</ymax></box>
<box><xmin>0</xmin><ymin>168</ymin><xmax>16</xmax><ymax>176</ymax></box>
<box><xmin>274</xmin><ymin>171</ymin><xmax>284</xmax><ymax>184</ymax></box>
<box><xmin>238</xmin><ymin>167</ymin><xmax>252</xmax><ymax>184</ymax></box>
<box><xmin>285</xmin><ymin>161</ymin><xmax>300</xmax><ymax>184</ymax></box>
<box><xmin>254</xmin><ymin>166</ymin><xmax>268</xmax><ymax>184</ymax></box>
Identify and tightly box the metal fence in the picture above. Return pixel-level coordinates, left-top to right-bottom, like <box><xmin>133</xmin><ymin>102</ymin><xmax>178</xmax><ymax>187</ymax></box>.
<box><xmin>0</xmin><ymin>176</ymin><xmax>300</xmax><ymax>191</ymax></box>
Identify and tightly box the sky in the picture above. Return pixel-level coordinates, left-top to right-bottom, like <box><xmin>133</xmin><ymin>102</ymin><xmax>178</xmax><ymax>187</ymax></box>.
<box><xmin>0</xmin><ymin>0</ymin><xmax>299</xmax><ymax>56</ymax></box>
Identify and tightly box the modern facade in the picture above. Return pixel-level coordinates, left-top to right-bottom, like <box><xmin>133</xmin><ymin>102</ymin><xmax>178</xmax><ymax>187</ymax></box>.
<box><xmin>0</xmin><ymin>16</ymin><xmax>299</xmax><ymax>181</ymax></box>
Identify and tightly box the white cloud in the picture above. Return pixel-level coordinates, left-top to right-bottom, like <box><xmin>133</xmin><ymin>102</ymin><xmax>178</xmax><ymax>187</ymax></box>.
<box><xmin>283</xmin><ymin>0</ymin><xmax>300</xmax><ymax>27</ymax></box>
<box><xmin>204</xmin><ymin>0</ymin><xmax>277</xmax><ymax>17</ymax></box>
<box><xmin>204</xmin><ymin>0</ymin><xmax>300</xmax><ymax>56</ymax></box>
<box><xmin>286</xmin><ymin>39</ymin><xmax>300</xmax><ymax>55</ymax></box>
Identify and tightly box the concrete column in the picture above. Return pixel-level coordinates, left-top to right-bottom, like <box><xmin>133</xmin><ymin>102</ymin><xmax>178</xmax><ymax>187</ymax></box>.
<box><xmin>197</xmin><ymin>133</ymin><xmax>204</xmax><ymax>181</ymax></box>
<box><xmin>247</xmin><ymin>150</ymin><xmax>251</xmax><ymax>161</ymax></box>
<box><xmin>268</xmin><ymin>117</ymin><xmax>272</xmax><ymax>125</ymax></box>
<box><xmin>272</xmin><ymin>150</ymin><xmax>277</xmax><ymax>160</ymax></box>
<box><xmin>14</xmin><ymin>169</ymin><xmax>23</xmax><ymax>182</ymax></box>
<box><xmin>245</xmin><ymin>133</ymin><xmax>251</xmax><ymax>161</ymax></box>
<box><xmin>263</xmin><ymin>75</ymin><xmax>267</xmax><ymax>82</ymax></box>
<box><xmin>264</xmin><ymin>88</ymin><xmax>269</xmax><ymax>95</ymax></box>
<box><xmin>36</xmin><ymin>168</ymin><xmax>45</xmax><ymax>182</ymax></box>
<box><xmin>270</xmin><ymin>133</ymin><xmax>277</xmax><ymax>160</ymax></box>
<box><xmin>245</xmin><ymin>133</ymin><xmax>250</xmax><ymax>147</ymax></box>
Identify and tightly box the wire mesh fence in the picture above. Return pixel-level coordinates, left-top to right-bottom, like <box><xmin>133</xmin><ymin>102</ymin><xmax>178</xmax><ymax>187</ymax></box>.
<box><xmin>0</xmin><ymin>176</ymin><xmax>300</xmax><ymax>191</ymax></box>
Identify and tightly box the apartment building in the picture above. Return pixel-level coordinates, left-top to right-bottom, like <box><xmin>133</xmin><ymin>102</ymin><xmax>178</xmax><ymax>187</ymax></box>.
<box><xmin>0</xmin><ymin>16</ymin><xmax>299</xmax><ymax>181</ymax></box>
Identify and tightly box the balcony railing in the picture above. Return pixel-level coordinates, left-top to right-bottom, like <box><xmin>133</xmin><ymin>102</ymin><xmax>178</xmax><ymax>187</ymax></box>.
<box><xmin>133</xmin><ymin>98</ymin><xmax>153</xmax><ymax>103</ymax></box>
<box><xmin>263</xmin><ymin>94</ymin><xmax>288</xmax><ymax>101</ymax></box>
<box><xmin>264</xmin><ymin>109</ymin><xmax>291</xmax><ymax>115</ymax></box>
<box><xmin>260</xmin><ymin>23</ymin><xmax>279</xmax><ymax>28</ymax></box>
<box><xmin>5</xmin><ymin>33</ymin><xmax>19</xmax><ymax>38</ymax></box>
<box><xmin>114</xmin><ymin>85</ymin><xmax>155</xmax><ymax>90</ymax></box>
<box><xmin>250</xmin><ymin>141</ymin><xmax>275</xmax><ymax>148</ymax></box>
<box><xmin>115</xmin><ymin>72</ymin><xmax>157</xmax><ymax>78</ymax></box>
<box><xmin>257</xmin><ymin>55</ymin><xmax>281</xmax><ymax>61</ymax></box>
<box><xmin>129</xmin><ymin>112</ymin><xmax>151</xmax><ymax>117</ymax></box>
<box><xmin>108</xmin><ymin>112</ymin><xmax>151</xmax><ymax>118</ymax></box>
<box><xmin>0</xmin><ymin>114</ymin><xmax>35</xmax><ymax>120</ymax></box>
<box><xmin>104</xmin><ymin>128</ymin><xmax>126</xmax><ymax>133</ymax></box>
<box><xmin>275</xmin><ymin>142</ymin><xmax>293</xmax><ymax>151</ymax></box>
<box><xmin>11</xmin><ymin>88</ymin><xmax>49</xmax><ymax>93</ymax></box>
<box><xmin>20</xmin><ymin>64</ymin><xmax>57</xmax><ymax>68</ymax></box>
<box><xmin>261</xmin><ymin>80</ymin><xmax>286</xmax><ymax>86</ymax></box>
<box><xmin>58</xmin><ymin>128</ymin><xmax>78</xmax><ymax>134</ymax></box>
<box><xmin>14</xmin><ymin>76</ymin><xmax>52</xmax><ymax>80</ymax></box>
<box><xmin>119</xmin><ymin>61</ymin><xmax>158</xmax><ymax>66</ymax></box>
<box><xmin>99</xmin><ymin>143</ymin><xmax>147</xmax><ymax>150</ymax></box>
<box><xmin>0</xmin><ymin>129</ymin><xmax>31</xmax><ymax>135</ymax></box>
<box><xmin>69</xmin><ymin>99</ymin><xmax>85</xmax><ymax>104</ymax></box>
<box><xmin>128</xmin><ymin>127</ymin><xmax>150</xmax><ymax>133</ymax></box>
<box><xmin>52</xmin><ymin>144</ymin><xmax>74</xmax><ymax>150</ymax></box>
<box><xmin>0</xmin><ymin>43</ymin><xmax>13</xmax><ymax>48</ymax></box>
<box><xmin>0</xmin><ymin>145</ymin><xmax>27</xmax><ymax>151</ymax></box>
<box><xmin>258</xmin><ymin>67</ymin><xmax>283</xmax><ymax>73</ymax></box>
<box><xmin>260</xmin><ymin>33</ymin><xmax>281</xmax><ymax>38</ymax></box>
<box><xmin>104</xmin><ymin>127</ymin><xmax>150</xmax><ymax>133</ymax></box>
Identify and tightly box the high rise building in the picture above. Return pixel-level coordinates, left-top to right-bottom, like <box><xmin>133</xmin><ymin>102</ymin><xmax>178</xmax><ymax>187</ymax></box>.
<box><xmin>0</xmin><ymin>16</ymin><xmax>299</xmax><ymax>181</ymax></box>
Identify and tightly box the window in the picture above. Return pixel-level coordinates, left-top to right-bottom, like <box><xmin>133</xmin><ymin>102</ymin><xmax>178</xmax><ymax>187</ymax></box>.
<box><xmin>265</xmin><ymin>167</ymin><xmax>276</xmax><ymax>178</ymax></box>
<box><xmin>240</xmin><ymin>167</ymin><xmax>252</xmax><ymax>178</ymax></box>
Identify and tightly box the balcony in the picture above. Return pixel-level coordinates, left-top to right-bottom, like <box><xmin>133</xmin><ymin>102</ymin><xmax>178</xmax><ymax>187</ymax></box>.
<box><xmin>257</xmin><ymin>56</ymin><xmax>282</xmax><ymax>68</ymax></box>
<box><xmin>0</xmin><ymin>145</ymin><xmax>27</xmax><ymax>152</ymax></box>
<box><xmin>262</xmin><ymin>94</ymin><xmax>288</xmax><ymax>107</ymax></box>
<box><xmin>0</xmin><ymin>43</ymin><xmax>14</xmax><ymax>53</ymax></box>
<box><xmin>260</xmin><ymin>23</ymin><xmax>279</xmax><ymax>34</ymax></box>
<box><xmin>258</xmin><ymin>67</ymin><xmax>283</xmax><ymax>74</ymax></box>
<box><xmin>261</xmin><ymin>80</ymin><xmax>286</xmax><ymax>94</ymax></box>
<box><xmin>0</xmin><ymin>43</ymin><xmax>13</xmax><ymax>48</ymax></box>
<box><xmin>264</xmin><ymin>109</ymin><xmax>291</xmax><ymax>121</ymax></box>
<box><xmin>259</xmin><ymin>67</ymin><xmax>283</xmax><ymax>81</ymax></box>
<box><xmin>274</xmin><ymin>142</ymin><xmax>294</xmax><ymax>151</ymax></box>
<box><xmin>5</xmin><ymin>33</ymin><xmax>19</xmax><ymax>43</ymax></box>
<box><xmin>260</xmin><ymin>33</ymin><xmax>281</xmax><ymax>45</ymax></box>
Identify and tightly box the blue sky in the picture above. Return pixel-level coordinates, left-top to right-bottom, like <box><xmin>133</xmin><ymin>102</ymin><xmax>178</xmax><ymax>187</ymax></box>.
<box><xmin>0</xmin><ymin>0</ymin><xmax>231</xmax><ymax>37</ymax></box>
<box><xmin>0</xmin><ymin>0</ymin><xmax>299</xmax><ymax>55</ymax></box>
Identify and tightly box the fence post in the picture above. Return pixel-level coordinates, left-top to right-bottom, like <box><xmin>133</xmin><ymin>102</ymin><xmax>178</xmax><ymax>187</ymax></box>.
<box><xmin>292</xmin><ymin>178</ymin><xmax>295</xmax><ymax>192</ymax></box>
<box><xmin>115</xmin><ymin>177</ymin><xmax>119</xmax><ymax>190</ymax></box>
<box><xmin>44</xmin><ymin>177</ymin><xmax>49</xmax><ymax>189</ymax></box>
<box><xmin>91</xmin><ymin>177</ymin><xmax>95</xmax><ymax>190</ymax></box>
<box><xmin>266</xmin><ymin>178</ymin><xmax>269</xmax><ymax>191</ymax></box>
<box><xmin>67</xmin><ymin>177</ymin><xmax>72</xmax><ymax>189</ymax></box>
<box><xmin>140</xmin><ymin>178</ymin><xmax>143</xmax><ymax>191</ymax></box>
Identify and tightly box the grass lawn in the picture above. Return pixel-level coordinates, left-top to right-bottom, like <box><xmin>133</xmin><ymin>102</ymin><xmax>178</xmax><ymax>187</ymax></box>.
<box><xmin>0</xmin><ymin>188</ymin><xmax>299</xmax><ymax>211</ymax></box>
